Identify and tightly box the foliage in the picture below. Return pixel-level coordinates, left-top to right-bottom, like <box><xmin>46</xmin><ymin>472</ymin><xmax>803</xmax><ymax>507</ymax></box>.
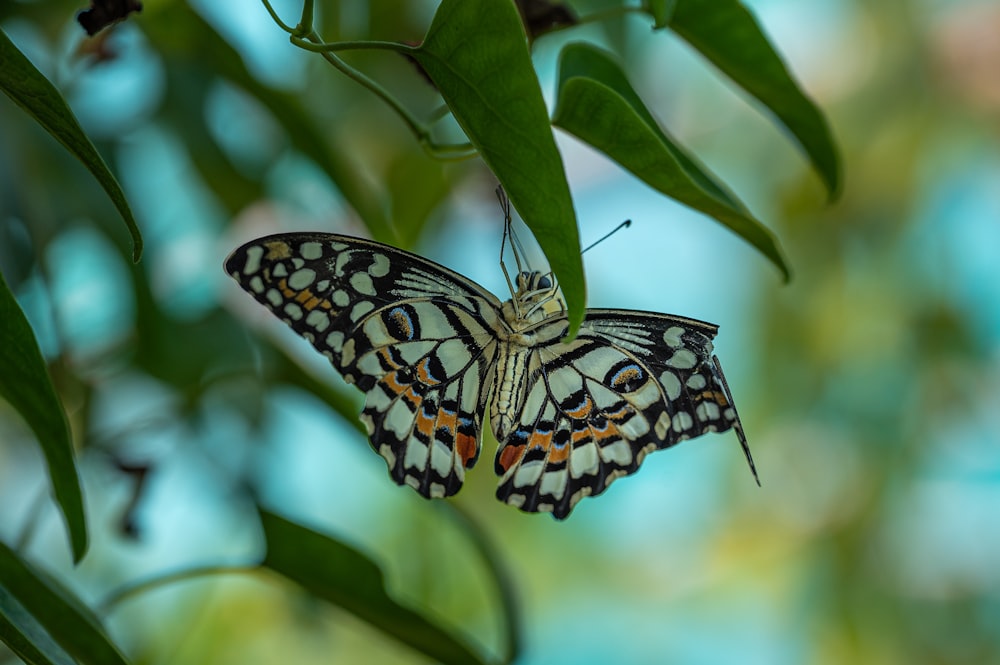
<box><xmin>0</xmin><ymin>0</ymin><xmax>844</xmax><ymax>663</ymax></box>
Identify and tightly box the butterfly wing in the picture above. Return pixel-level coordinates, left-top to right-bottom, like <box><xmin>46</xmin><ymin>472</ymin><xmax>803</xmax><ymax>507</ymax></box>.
<box><xmin>494</xmin><ymin>310</ymin><xmax>752</xmax><ymax>519</ymax></box>
<box><xmin>225</xmin><ymin>233</ymin><xmax>503</xmax><ymax>499</ymax></box>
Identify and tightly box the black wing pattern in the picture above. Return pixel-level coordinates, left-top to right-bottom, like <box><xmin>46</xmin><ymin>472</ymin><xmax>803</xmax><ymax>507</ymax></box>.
<box><xmin>225</xmin><ymin>233</ymin><xmax>503</xmax><ymax>498</ymax></box>
<box><xmin>494</xmin><ymin>310</ymin><xmax>754</xmax><ymax>519</ymax></box>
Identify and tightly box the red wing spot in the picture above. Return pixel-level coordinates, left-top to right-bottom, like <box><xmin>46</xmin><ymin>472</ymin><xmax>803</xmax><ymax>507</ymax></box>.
<box><xmin>416</xmin><ymin>358</ymin><xmax>441</xmax><ymax>386</ymax></box>
<box><xmin>381</xmin><ymin>372</ymin><xmax>408</xmax><ymax>397</ymax></box>
<box><xmin>378</xmin><ymin>349</ymin><xmax>401</xmax><ymax>370</ymax></box>
<box><xmin>592</xmin><ymin>420</ymin><xmax>621</xmax><ymax>443</ymax></box>
<box><xmin>438</xmin><ymin>408</ymin><xmax>457</xmax><ymax>435</ymax></box>
<box><xmin>605</xmin><ymin>404</ymin><xmax>632</xmax><ymax>422</ymax></box>
<box><xmin>415</xmin><ymin>407</ymin><xmax>436</xmax><ymax>439</ymax></box>
<box><xmin>402</xmin><ymin>386</ymin><xmax>421</xmax><ymax>410</ymax></box>
<box><xmin>547</xmin><ymin>438</ymin><xmax>571</xmax><ymax>464</ymax></box>
<box><xmin>528</xmin><ymin>429</ymin><xmax>553</xmax><ymax>453</ymax></box>
<box><xmin>277</xmin><ymin>279</ymin><xmax>296</xmax><ymax>300</ymax></box>
<box><xmin>457</xmin><ymin>433</ymin><xmax>478</xmax><ymax>468</ymax></box>
<box><xmin>497</xmin><ymin>444</ymin><xmax>525</xmax><ymax>473</ymax></box>
<box><xmin>564</xmin><ymin>396</ymin><xmax>593</xmax><ymax>419</ymax></box>
<box><xmin>701</xmin><ymin>390</ymin><xmax>728</xmax><ymax>406</ymax></box>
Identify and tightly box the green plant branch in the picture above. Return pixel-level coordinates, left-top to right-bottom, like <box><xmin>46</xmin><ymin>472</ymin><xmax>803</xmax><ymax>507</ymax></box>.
<box><xmin>436</xmin><ymin>503</ymin><xmax>521</xmax><ymax>664</ymax></box>
<box><xmin>261</xmin><ymin>1</ymin><xmax>482</xmax><ymax>160</ymax></box>
<box><xmin>260</xmin><ymin>0</ymin><xmax>296</xmax><ymax>34</ymax></box>
<box><xmin>290</xmin><ymin>37</ymin><xmax>408</xmax><ymax>53</ymax></box>
<box><xmin>97</xmin><ymin>563</ymin><xmax>260</xmax><ymax>615</ymax></box>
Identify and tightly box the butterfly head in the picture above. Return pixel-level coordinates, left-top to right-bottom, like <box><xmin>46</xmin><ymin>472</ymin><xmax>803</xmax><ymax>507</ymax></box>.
<box><xmin>507</xmin><ymin>270</ymin><xmax>563</xmax><ymax>324</ymax></box>
<box><xmin>516</xmin><ymin>270</ymin><xmax>551</xmax><ymax>293</ymax></box>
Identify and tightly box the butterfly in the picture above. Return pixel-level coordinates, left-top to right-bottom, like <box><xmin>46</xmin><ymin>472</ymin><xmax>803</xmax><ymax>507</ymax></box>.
<box><xmin>224</xmin><ymin>199</ymin><xmax>758</xmax><ymax>519</ymax></box>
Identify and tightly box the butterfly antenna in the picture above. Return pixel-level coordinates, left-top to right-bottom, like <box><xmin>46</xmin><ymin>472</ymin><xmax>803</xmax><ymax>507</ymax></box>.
<box><xmin>496</xmin><ymin>186</ymin><xmax>521</xmax><ymax>313</ymax></box>
<box><xmin>713</xmin><ymin>356</ymin><xmax>760</xmax><ymax>486</ymax></box>
<box><xmin>582</xmin><ymin>219</ymin><xmax>632</xmax><ymax>254</ymax></box>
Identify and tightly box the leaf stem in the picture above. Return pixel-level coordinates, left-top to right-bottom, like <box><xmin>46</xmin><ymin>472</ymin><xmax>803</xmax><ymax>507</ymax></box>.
<box><xmin>97</xmin><ymin>563</ymin><xmax>261</xmax><ymax>615</ymax></box>
<box><xmin>259</xmin><ymin>0</ymin><xmax>296</xmax><ymax>34</ymax></box>
<box><xmin>436</xmin><ymin>503</ymin><xmax>521</xmax><ymax>664</ymax></box>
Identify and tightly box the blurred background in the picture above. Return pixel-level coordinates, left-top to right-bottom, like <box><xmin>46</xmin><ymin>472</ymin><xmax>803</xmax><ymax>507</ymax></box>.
<box><xmin>2</xmin><ymin>0</ymin><xmax>1000</xmax><ymax>663</ymax></box>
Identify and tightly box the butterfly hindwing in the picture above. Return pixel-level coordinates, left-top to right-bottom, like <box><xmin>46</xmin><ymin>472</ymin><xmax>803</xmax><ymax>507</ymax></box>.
<box><xmin>225</xmin><ymin>233</ymin><xmax>503</xmax><ymax>498</ymax></box>
<box><xmin>494</xmin><ymin>310</ymin><xmax>745</xmax><ymax>519</ymax></box>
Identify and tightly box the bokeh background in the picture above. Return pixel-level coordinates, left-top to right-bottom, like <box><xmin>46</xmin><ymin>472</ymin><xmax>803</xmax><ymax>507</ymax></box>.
<box><xmin>3</xmin><ymin>0</ymin><xmax>1000</xmax><ymax>663</ymax></box>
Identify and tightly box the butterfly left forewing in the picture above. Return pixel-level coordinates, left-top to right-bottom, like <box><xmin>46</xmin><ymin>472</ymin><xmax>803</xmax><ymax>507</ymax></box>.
<box><xmin>225</xmin><ymin>233</ymin><xmax>503</xmax><ymax>499</ymax></box>
<box><xmin>494</xmin><ymin>309</ymin><xmax>750</xmax><ymax>519</ymax></box>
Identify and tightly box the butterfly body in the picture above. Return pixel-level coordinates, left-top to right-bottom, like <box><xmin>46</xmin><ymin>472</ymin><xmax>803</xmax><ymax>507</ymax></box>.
<box><xmin>226</xmin><ymin>233</ymin><xmax>755</xmax><ymax>519</ymax></box>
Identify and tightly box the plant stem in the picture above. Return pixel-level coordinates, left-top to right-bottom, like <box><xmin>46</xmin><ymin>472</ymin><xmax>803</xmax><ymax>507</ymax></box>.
<box><xmin>97</xmin><ymin>563</ymin><xmax>260</xmax><ymax>615</ymax></box>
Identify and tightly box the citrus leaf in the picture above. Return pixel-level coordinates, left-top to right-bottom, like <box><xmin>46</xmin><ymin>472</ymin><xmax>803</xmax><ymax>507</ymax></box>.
<box><xmin>658</xmin><ymin>0</ymin><xmax>841</xmax><ymax>198</ymax></box>
<box><xmin>260</xmin><ymin>509</ymin><xmax>491</xmax><ymax>665</ymax></box>
<box><xmin>0</xmin><ymin>270</ymin><xmax>87</xmax><ymax>562</ymax></box>
<box><xmin>0</xmin><ymin>541</ymin><xmax>129</xmax><ymax>665</ymax></box>
<box><xmin>409</xmin><ymin>0</ymin><xmax>584</xmax><ymax>336</ymax></box>
<box><xmin>0</xmin><ymin>27</ymin><xmax>143</xmax><ymax>262</ymax></box>
<box><xmin>553</xmin><ymin>43</ymin><xmax>789</xmax><ymax>279</ymax></box>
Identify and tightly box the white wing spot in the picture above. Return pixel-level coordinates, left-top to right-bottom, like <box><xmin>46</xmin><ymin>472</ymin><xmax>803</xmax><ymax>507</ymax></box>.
<box><xmin>378</xmin><ymin>443</ymin><xmax>396</xmax><ymax>466</ymax></box>
<box><xmin>513</xmin><ymin>460</ymin><xmax>544</xmax><ymax>488</ymax></box>
<box><xmin>249</xmin><ymin>276</ymin><xmax>264</xmax><ymax>294</ymax></box>
<box><xmin>506</xmin><ymin>493</ymin><xmax>527</xmax><ymax>508</ymax></box>
<box><xmin>387</xmin><ymin>400</ymin><xmax>415</xmax><ymax>438</ymax></box>
<box><xmin>369</xmin><ymin>253</ymin><xmax>390</xmax><ymax>277</ymax></box>
<box><xmin>350</xmin><ymin>272</ymin><xmax>376</xmax><ymax>296</ymax></box>
<box><xmin>266</xmin><ymin>288</ymin><xmax>282</xmax><ymax>307</ymax></box>
<box><xmin>306</xmin><ymin>310</ymin><xmax>330</xmax><ymax>332</ymax></box>
<box><xmin>686</xmin><ymin>373</ymin><xmax>707</xmax><ymax>390</ymax></box>
<box><xmin>341</xmin><ymin>338</ymin><xmax>356</xmax><ymax>365</ymax></box>
<box><xmin>619</xmin><ymin>414</ymin><xmax>650</xmax><ymax>439</ymax></box>
<box><xmin>402</xmin><ymin>438</ymin><xmax>428</xmax><ymax>470</ymax></box>
<box><xmin>540</xmin><ymin>470</ymin><xmax>567</xmax><ymax>499</ymax></box>
<box><xmin>325</xmin><ymin>330</ymin><xmax>344</xmax><ymax>352</ymax></box>
<box><xmin>288</xmin><ymin>268</ymin><xmax>317</xmax><ymax>290</ymax></box>
<box><xmin>350</xmin><ymin>300</ymin><xmax>375</xmax><ymax>322</ymax></box>
<box><xmin>283</xmin><ymin>302</ymin><xmax>303</xmax><ymax>320</ymax></box>
<box><xmin>672</xmin><ymin>411</ymin><xmax>694</xmax><ymax>432</ymax></box>
<box><xmin>667</xmin><ymin>348</ymin><xmax>697</xmax><ymax>369</ymax></box>
<box><xmin>300</xmin><ymin>242</ymin><xmax>323</xmax><ymax>260</ymax></box>
<box><xmin>696</xmin><ymin>402</ymin><xmax>721</xmax><ymax>422</ymax></box>
<box><xmin>658</xmin><ymin>371</ymin><xmax>682</xmax><ymax>400</ymax></box>
<box><xmin>663</xmin><ymin>326</ymin><xmax>685</xmax><ymax>348</ymax></box>
<box><xmin>654</xmin><ymin>411</ymin><xmax>671</xmax><ymax>439</ymax></box>
<box><xmin>242</xmin><ymin>246</ymin><xmax>263</xmax><ymax>275</ymax></box>
<box><xmin>431</xmin><ymin>441</ymin><xmax>452</xmax><ymax>476</ymax></box>
<box><xmin>569</xmin><ymin>441</ymin><xmax>599</xmax><ymax>479</ymax></box>
<box><xmin>599</xmin><ymin>439</ymin><xmax>632</xmax><ymax>465</ymax></box>
<box><xmin>332</xmin><ymin>289</ymin><xmax>350</xmax><ymax>308</ymax></box>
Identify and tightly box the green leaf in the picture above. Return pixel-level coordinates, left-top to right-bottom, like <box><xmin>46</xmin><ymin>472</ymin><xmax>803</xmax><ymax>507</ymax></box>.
<box><xmin>0</xmin><ymin>28</ymin><xmax>143</xmax><ymax>262</ymax></box>
<box><xmin>648</xmin><ymin>0</ymin><xmax>677</xmax><ymax>28</ymax></box>
<box><xmin>552</xmin><ymin>43</ymin><xmax>789</xmax><ymax>279</ymax></box>
<box><xmin>260</xmin><ymin>509</ymin><xmax>491</xmax><ymax>665</ymax></box>
<box><xmin>409</xmin><ymin>0</ymin><xmax>585</xmax><ymax>336</ymax></box>
<box><xmin>0</xmin><ymin>270</ymin><xmax>87</xmax><ymax>562</ymax></box>
<box><xmin>140</xmin><ymin>5</ymin><xmax>397</xmax><ymax>244</ymax></box>
<box><xmin>0</xmin><ymin>541</ymin><xmax>129</xmax><ymax>665</ymax></box>
<box><xmin>659</xmin><ymin>0</ymin><xmax>841</xmax><ymax>199</ymax></box>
